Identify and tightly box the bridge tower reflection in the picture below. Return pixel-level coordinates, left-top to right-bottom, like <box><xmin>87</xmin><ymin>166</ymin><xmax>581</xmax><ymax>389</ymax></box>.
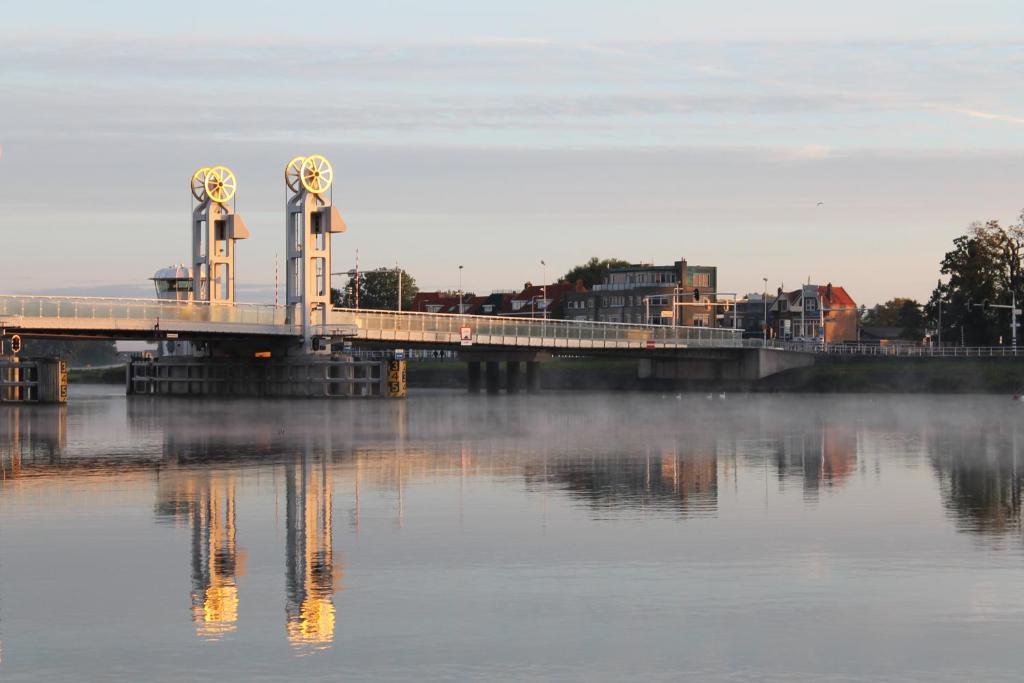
<box><xmin>155</xmin><ymin>471</ymin><xmax>247</xmax><ymax>640</ymax></box>
<box><xmin>284</xmin><ymin>446</ymin><xmax>342</xmax><ymax>650</ymax></box>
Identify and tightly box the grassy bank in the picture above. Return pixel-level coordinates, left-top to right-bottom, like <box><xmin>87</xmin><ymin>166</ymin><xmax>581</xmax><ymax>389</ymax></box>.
<box><xmin>757</xmin><ymin>358</ymin><xmax>1024</xmax><ymax>394</ymax></box>
<box><xmin>69</xmin><ymin>365</ymin><xmax>125</xmax><ymax>384</ymax></box>
<box><xmin>65</xmin><ymin>357</ymin><xmax>1024</xmax><ymax>393</ymax></box>
<box><xmin>411</xmin><ymin>357</ymin><xmax>1024</xmax><ymax>394</ymax></box>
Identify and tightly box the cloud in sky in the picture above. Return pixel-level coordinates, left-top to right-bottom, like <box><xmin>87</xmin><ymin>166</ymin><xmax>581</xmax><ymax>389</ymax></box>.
<box><xmin>1</xmin><ymin>14</ymin><xmax>1023</xmax><ymax>305</ymax></box>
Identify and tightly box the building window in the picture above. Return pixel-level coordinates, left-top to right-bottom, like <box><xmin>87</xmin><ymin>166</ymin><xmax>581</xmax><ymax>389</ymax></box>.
<box><xmin>693</xmin><ymin>272</ymin><xmax>711</xmax><ymax>287</ymax></box>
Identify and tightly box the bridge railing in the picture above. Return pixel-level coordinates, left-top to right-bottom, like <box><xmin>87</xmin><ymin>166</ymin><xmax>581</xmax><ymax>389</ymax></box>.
<box><xmin>768</xmin><ymin>341</ymin><xmax>1024</xmax><ymax>357</ymax></box>
<box><xmin>0</xmin><ymin>295</ymin><xmax>289</xmax><ymax>327</ymax></box>
<box><xmin>331</xmin><ymin>308</ymin><xmax>743</xmax><ymax>347</ymax></box>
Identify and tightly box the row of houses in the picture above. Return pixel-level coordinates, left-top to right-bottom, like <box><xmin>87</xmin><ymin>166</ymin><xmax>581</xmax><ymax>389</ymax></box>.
<box><xmin>410</xmin><ymin>259</ymin><xmax>860</xmax><ymax>343</ymax></box>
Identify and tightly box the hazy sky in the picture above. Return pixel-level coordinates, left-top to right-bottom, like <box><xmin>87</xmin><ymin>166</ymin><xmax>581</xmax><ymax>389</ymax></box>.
<box><xmin>2</xmin><ymin>1</ymin><xmax>1023</xmax><ymax>305</ymax></box>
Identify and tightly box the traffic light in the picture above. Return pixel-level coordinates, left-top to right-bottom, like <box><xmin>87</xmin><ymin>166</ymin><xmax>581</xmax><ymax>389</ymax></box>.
<box><xmin>983</xmin><ymin>300</ymin><xmax>990</xmax><ymax>311</ymax></box>
<box><xmin>693</xmin><ymin>288</ymin><xmax>700</xmax><ymax>302</ymax></box>
<box><xmin>967</xmin><ymin>299</ymin><xmax>974</xmax><ymax>310</ymax></box>
<box><xmin>9</xmin><ymin>335</ymin><xmax>21</xmax><ymax>354</ymax></box>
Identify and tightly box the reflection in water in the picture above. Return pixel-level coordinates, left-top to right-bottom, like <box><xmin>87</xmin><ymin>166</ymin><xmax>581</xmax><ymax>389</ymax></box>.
<box><xmin>0</xmin><ymin>406</ymin><xmax>65</xmax><ymax>482</ymax></box>
<box><xmin>285</xmin><ymin>446</ymin><xmax>342</xmax><ymax>651</ymax></box>
<box><xmin>526</xmin><ymin>444</ymin><xmax>718</xmax><ymax>516</ymax></box>
<box><xmin>930</xmin><ymin>423</ymin><xmax>1024</xmax><ymax>538</ymax></box>
<box><xmin>10</xmin><ymin>391</ymin><xmax>1024</xmax><ymax>674</ymax></box>
<box><xmin>771</xmin><ymin>422</ymin><xmax>859</xmax><ymax>499</ymax></box>
<box><xmin>155</xmin><ymin>470</ymin><xmax>247</xmax><ymax>640</ymax></box>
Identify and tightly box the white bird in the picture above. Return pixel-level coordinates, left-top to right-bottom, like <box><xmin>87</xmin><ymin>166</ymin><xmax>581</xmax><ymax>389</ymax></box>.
<box><xmin>718</xmin><ymin>393</ymin><xmax>727</xmax><ymax>400</ymax></box>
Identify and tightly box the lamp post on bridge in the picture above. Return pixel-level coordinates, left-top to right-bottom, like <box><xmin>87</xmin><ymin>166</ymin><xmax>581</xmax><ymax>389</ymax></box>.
<box><xmin>541</xmin><ymin>260</ymin><xmax>547</xmax><ymax>320</ymax></box>
<box><xmin>396</xmin><ymin>260</ymin><xmax>402</xmax><ymax>313</ymax></box>
<box><xmin>763</xmin><ymin>277</ymin><xmax>768</xmax><ymax>348</ymax></box>
<box><xmin>458</xmin><ymin>265</ymin><xmax>464</xmax><ymax>314</ymax></box>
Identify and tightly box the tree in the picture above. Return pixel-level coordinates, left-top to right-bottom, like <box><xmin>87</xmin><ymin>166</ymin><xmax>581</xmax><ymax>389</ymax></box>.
<box><xmin>926</xmin><ymin>215</ymin><xmax>1024</xmax><ymax>346</ymax></box>
<box><xmin>562</xmin><ymin>257</ymin><xmax>631</xmax><ymax>288</ymax></box>
<box><xmin>16</xmin><ymin>339</ymin><xmax>119</xmax><ymax>367</ymax></box>
<box><xmin>861</xmin><ymin>298</ymin><xmax>925</xmax><ymax>340</ymax></box>
<box><xmin>332</xmin><ymin>267</ymin><xmax>419</xmax><ymax>311</ymax></box>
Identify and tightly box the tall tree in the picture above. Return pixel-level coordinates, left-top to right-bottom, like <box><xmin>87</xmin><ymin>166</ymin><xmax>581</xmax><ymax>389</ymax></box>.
<box><xmin>562</xmin><ymin>257</ymin><xmax>631</xmax><ymax>288</ymax></box>
<box><xmin>926</xmin><ymin>216</ymin><xmax>1024</xmax><ymax>345</ymax></box>
<box><xmin>332</xmin><ymin>267</ymin><xmax>418</xmax><ymax>311</ymax></box>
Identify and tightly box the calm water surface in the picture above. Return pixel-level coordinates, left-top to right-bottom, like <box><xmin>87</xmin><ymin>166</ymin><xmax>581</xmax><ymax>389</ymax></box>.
<box><xmin>3</xmin><ymin>386</ymin><xmax>1024</xmax><ymax>681</ymax></box>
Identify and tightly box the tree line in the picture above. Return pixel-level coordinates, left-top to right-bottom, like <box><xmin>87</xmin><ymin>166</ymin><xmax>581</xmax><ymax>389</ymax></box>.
<box><xmin>862</xmin><ymin>213</ymin><xmax>1024</xmax><ymax>345</ymax></box>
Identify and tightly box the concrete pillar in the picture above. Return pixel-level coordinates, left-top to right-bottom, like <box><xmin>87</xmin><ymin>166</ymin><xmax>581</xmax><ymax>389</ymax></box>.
<box><xmin>506</xmin><ymin>361</ymin><xmax>521</xmax><ymax>393</ymax></box>
<box><xmin>526</xmin><ymin>361</ymin><xmax>541</xmax><ymax>393</ymax></box>
<box><xmin>467</xmin><ymin>361</ymin><xmax>482</xmax><ymax>394</ymax></box>
<box><xmin>485</xmin><ymin>361</ymin><xmax>501</xmax><ymax>394</ymax></box>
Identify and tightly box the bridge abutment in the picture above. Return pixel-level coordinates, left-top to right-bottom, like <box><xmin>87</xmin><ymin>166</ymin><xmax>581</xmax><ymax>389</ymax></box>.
<box><xmin>639</xmin><ymin>348</ymin><xmax>815</xmax><ymax>384</ymax></box>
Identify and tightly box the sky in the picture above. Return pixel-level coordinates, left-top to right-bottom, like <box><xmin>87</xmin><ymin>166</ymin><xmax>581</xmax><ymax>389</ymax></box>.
<box><xmin>1</xmin><ymin>1</ymin><xmax>1023</xmax><ymax>306</ymax></box>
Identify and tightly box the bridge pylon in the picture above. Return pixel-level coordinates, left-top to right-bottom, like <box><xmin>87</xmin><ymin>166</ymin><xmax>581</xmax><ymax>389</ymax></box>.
<box><xmin>190</xmin><ymin>166</ymin><xmax>249</xmax><ymax>304</ymax></box>
<box><xmin>284</xmin><ymin>155</ymin><xmax>347</xmax><ymax>353</ymax></box>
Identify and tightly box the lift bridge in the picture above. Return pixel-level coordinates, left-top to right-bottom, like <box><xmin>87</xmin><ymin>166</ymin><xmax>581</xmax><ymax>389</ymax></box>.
<box><xmin>0</xmin><ymin>155</ymin><xmax>809</xmax><ymax>402</ymax></box>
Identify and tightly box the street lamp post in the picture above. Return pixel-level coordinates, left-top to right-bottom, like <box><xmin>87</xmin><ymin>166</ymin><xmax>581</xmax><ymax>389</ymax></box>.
<box><xmin>396</xmin><ymin>260</ymin><xmax>402</xmax><ymax>313</ymax></box>
<box><xmin>762</xmin><ymin>277</ymin><xmax>768</xmax><ymax>347</ymax></box>
<box><xmin>458</xmin><ymin>265</ymin><xmax>464</xmax><ymax>314</ymax></box>
<box><xmin>541</xmin><ymin>260</ymin><xmax>547</xmax><ymax>320</ymax></box>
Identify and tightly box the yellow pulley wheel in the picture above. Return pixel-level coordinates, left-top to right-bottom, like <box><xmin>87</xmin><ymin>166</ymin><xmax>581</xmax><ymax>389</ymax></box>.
<box><xmin>299</xmin><ymin>154</ymin><xmax>333</xmax><ymax>195</ymax></box>
<box><xmin>204</xmin><ymin>166</ymin><xmax>237</xmax><ymax>204</ymax></box>
<box><xmin>285</xmin><ymin>156</ymin><xmax>305</xmax><ymax>193</ymax></box>
<box><xmin>190</xmin><ymin>167</ymin><xmax>211</xmax><ymax>201</ymax></box>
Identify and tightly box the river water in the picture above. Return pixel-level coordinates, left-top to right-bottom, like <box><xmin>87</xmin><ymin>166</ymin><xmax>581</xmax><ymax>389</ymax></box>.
<box><xmin>2</xmin><ymin>386</ymin><xmax>1024</xmax><ymax>681</ymax></box>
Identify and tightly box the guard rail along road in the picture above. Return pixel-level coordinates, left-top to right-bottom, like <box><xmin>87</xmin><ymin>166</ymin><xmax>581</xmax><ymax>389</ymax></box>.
<box><xmin>325</xmin><ymin>308</ymin><xmax>742</xmax><ymax>350</ymax></box>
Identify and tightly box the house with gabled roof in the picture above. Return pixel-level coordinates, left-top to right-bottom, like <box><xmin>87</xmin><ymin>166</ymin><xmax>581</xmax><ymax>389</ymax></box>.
<box><xmin>770</xmin><ymin>282</ymin><xmax>858</xmax><ymax>343</ymax></box>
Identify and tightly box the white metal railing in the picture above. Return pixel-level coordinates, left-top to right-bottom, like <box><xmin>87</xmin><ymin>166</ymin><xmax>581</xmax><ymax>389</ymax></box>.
<box><xmin>0</xmin><ymin>295</ymin><xmax>289</xmax><ymax>327</ymax></box>
<box><xmin>765</xmin><ymin>341</ymin><xmax>1024</xmax><ymax>357</ymax></box>
<box><xmin>591</xmin><ymin>282</ymin><xmax>677</xmax><ymax>292</ymax></box>
<box><xmin>331</xmin><ymin>307</ymin><xmax>744</xmax><ymax>347</ymax></box>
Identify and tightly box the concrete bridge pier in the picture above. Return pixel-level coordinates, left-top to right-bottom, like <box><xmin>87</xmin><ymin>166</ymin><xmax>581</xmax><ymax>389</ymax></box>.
<box><xmin>506</xmin><ymin>361</ymin><xmax>521</xmax><ymax>393</ymax></box>
<box><xmin>467</xmin><ymin>361</ymin><xmax>482</xmax><ymax>394</ymax></box>
<box><xmin>526</xmin><ymin>361</ymin><xmax>541</xmax><ymax>393</ymax></box>
<box><xmin>460</xmin><ymin>351</ymin><xmax>550</xmax><ymax>394</ymax></box>
<box><xmin>485</xmin><ymin>361</ymin><xmax>501</xmax><ymax>394</ymax></box>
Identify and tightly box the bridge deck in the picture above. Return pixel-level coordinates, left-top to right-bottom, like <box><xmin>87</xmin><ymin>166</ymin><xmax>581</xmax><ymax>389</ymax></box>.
<box><xmin>328</xmin><ymin>308</ymin><xmax>742</xmax><ymax>350</ymax></box>
<box><xmin>0</xmin><ymin>295</ymin><xmax>745</xmax><ymax>350</ymax></box>
<box><xmin>0</xmin><ymin>295</ymin><xmax>297</xmax><ymax>338</ymax></box>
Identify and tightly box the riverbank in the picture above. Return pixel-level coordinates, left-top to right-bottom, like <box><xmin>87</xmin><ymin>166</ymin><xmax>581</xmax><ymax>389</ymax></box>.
<box><xmin>66</xmin><ymin>357</ymin><xmax>1024</xmax><ymax>393</ymax></box>
<box><xmin>69</xmin><ymin>365</ymin><xmax>124</xmax><ymax>383</ymax></box>
<box><xmin>410</xmin><ymin>357</ymin><xmax>1024</xmax><ymax>394</ymax></box>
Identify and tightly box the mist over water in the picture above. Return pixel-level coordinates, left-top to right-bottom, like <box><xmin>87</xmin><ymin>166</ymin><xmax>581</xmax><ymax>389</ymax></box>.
<box><xmin>3</xmin><ymin>387</ymin><xmax>1024</xmax><ymax>681</ymax></box>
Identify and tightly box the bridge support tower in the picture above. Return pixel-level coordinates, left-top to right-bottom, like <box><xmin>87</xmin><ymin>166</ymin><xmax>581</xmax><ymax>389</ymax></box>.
<box><xmin>189</xmin><ymin>166</ymin><xmax>249</xmax><ymax>304</ymax></box>
<box><xmin>284</xmin><ymin>155</ymin><xmax>347</xmax><ymax>354</ymax></box>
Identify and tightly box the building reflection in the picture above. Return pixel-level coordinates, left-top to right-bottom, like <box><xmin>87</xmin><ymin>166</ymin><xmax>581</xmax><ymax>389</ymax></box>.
<box><xmin>770</xmin><ymin>422</ymin><xmax>858</xmax><ymax>498</ymax></box>
<box><xmin>284</xmin><ymin>447</ymin><xmax>342</xmax><ymax>651</ymax></box>
<box><xmin>155</xmin><ymin>470</ymin><xmax>247</xmax><ymax>640</ymax></box>
<box><xmin>524</xmin><ymin>443</ymin><xmax>718</xmax><ymax>516</ymax></box>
